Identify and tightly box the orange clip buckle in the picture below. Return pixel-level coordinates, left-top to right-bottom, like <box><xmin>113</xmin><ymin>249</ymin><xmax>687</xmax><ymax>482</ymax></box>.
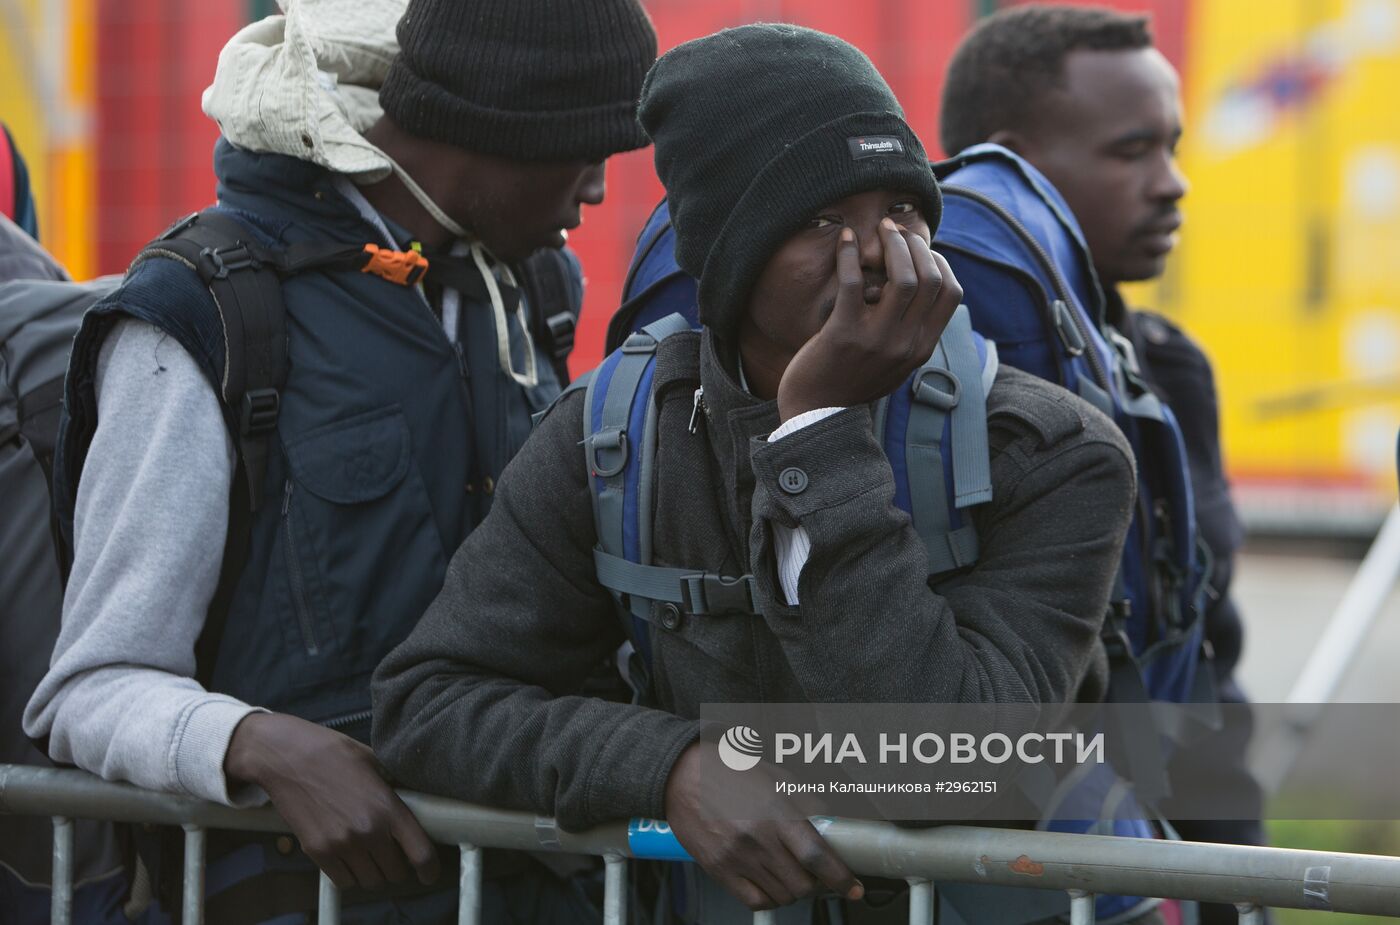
<box><xmin>360</xmin><ymin>243</ymin><xmax>429</xmax><ymax>286</ymax></box>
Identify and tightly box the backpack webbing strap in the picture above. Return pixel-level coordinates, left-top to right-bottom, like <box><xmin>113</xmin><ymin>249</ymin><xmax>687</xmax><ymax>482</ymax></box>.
<box><xmin>517</xmin><ymin>248</ymin><xmax>578</xmax><ymax>386</ymax></box>
<box><xmin>943</xmin><ymin>307</ymin><xmax>993</xmax><ymax>509</ymax></box>
<box><xmin>594</xmin><ymin>549</ymin><xmax>760</xmax><ymax>617</ymax></box>
<box><xmin>584</xmin><ymin>314</ymin><xmax>694</xmax><ymax>652</ymax></box>
<box><xmin>1100</xmin><ymin>627</ymin><xmax>1173</xmax><ymax>805</ymax></box>
<box><xmin>134</xmin><ymin>211</ymin><xmax>289</xmax><ymax>514</ymax></box>
<box><xmin>906</xmin><ymin>309</ymin><xmax>991</xmax><ymax>575</ymax></box>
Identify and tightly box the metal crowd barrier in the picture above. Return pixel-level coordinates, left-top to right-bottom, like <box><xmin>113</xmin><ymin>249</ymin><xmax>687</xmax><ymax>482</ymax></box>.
<box><xmin>4</xmin><ymin>763</ymin><xmax>1400</xmax><ymax>924</ymax></box>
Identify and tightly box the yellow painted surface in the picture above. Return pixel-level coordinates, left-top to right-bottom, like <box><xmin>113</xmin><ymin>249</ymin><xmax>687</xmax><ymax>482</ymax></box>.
<box><xmin>0</xmin><ymin>0</ymin><xmax>96</xmax><ymax>278</ymax></box>
<box><xmin>1129</xmin><ymin>0</ymin><xmax>1400</xmax><ymax>513</ymax></box>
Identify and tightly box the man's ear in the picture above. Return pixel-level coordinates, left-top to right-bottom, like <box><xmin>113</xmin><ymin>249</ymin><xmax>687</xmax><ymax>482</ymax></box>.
<box><xmin>987</xmin><ymin>129</ymin><xmax>1028</xmax><ymax>156</ymax></box>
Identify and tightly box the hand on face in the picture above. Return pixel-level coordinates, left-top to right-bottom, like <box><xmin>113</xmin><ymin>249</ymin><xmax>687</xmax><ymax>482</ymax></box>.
<box><xmin>775</xmin><ymin>219</ymin><xmax>963</xmax><ymax>423</ymax></box>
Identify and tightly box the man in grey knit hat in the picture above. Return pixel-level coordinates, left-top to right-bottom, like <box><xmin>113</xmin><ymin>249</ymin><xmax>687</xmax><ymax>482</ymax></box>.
<box><xmin>26</xmin><ymin>0</ymin><xmax>655</xmax><ymax>920</ymax></box>
<box><xmin>375</xmin><ymin>24</ymin><xmax>1138</xmax><ymax>923</ymax></box>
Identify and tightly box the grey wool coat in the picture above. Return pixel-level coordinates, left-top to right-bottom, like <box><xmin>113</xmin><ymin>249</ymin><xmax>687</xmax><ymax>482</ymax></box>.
<box><xmin>371</xmin><ymin>328</ymin><xmax>1135</xmax><ymax>831</ymax></box>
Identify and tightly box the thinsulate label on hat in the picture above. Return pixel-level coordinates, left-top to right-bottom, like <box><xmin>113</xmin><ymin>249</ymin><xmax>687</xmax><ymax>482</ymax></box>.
<box><xmin>847</xmin><ymin>136</ymin><xmax>905</xmax><ymax>160</ymax></box>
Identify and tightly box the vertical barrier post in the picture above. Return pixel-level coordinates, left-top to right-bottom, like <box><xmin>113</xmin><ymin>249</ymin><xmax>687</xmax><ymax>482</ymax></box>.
<box><xmin>753</xmin><ymin>912</ymin><xmax>778</xmax><ymax>925</ymax></box>
<box><xmin>908</xmin><ymin>878</ymin><xmax>935</xmax><ymax>924</ymax></box>
<box><xmin>318</xmin><ymin>871</ymin><xmax>341</xmax><ymax>925</ymax></box>
<box><xmin>1069</xmin><ymin>890</ymin><xmax>1096</xmax><ymax>925</ymax></box>
<box><xmin>459</xmin><ymin>843</ymin><xmax>483</xmax><ymax>925</ymax></box>
<box><xmin>182</xmin><ymin>824</ymin><xmax>206</xmax><ymax>925</ymax></box>
<box><xmin>51</xmin><ymin>816</ymin><xmax>74</xmax><ymax>925</ymax></box>
<box><xmin>603</xmin><ymin>854</ymin><xmax>628</xmax><ymax>925</ymax></box>
<box><xmin>1237</xmin><ymin>903</ymin><xmax>1265</xmax><ymax>925</ymax></box>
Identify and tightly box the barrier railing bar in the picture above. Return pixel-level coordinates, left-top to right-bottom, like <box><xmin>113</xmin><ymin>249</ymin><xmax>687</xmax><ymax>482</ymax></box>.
<box><xmin>459</xmin><ymin>843</ymin><xmax>482</xmax><ymax>925</ymax></box>
<box><xmin>318</xmin><ymin>871</ymin><xmax>339</xmax><ymax>925</ymax></box>
<box><xmin>1238</xmin><ymin>903</ymin><xmax>1265</xmax><ymax>925</ymax></box>
<box><xmin>907</xmin><ymin>877</ymin><xmax>935</xmax><ymax>924</ymax></box>
<box><xmin>604</xmin><ymin>853</ymin><xmax>627</xmax><ymax>925</ymax></box>
<box><xmin>182</xmin><ymin>824</ymin><xmax>205</xmax><ymax>925</ymax></box>
<box><xmin>1069</xmin><ymin>889</ymin><xmax>1095</xmax><ymax>925</ymax></box>
<box><xmin>6</xmin><ymin>766</ymin><xmax>1400</xmax><ymax>916</ymax></box>
<box><xmin>51</xmin><ymin>815</ymin><xmax>73</xmax><ymax>925</ymax></box>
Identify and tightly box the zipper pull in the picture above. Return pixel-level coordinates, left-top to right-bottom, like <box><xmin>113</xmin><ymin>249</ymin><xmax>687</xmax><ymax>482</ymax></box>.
<box><xmin>688</xmin><ymin>386</ymin><xmax>706</xmax><ymax>434</ymax></box>
<box><xmin>453</xmin><ymin>341</ymin><xmax>470</xmax><ymax>380</ymax></box>
<box><xmin>281</xmin><ymin>480</ymin><xmax>293</xmax><ymax>516</ymax></box>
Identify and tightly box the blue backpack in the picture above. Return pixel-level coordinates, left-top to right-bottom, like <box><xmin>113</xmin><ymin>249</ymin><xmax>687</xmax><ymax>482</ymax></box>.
<box><xmin>593</xmin><ymin>145</ymin><xmax>1213</xmax><ymax>924</ymax></box>
<box><xmin>581</xmin><ymin>306</ymin><xmax>996</xmax><ymax>677</ymax></box>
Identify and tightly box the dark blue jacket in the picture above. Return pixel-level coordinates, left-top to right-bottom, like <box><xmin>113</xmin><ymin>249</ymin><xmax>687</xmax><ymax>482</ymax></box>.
<box><xmin>54</xmin><ymin>140</ymin><xmax>569</xmax><ymax>738</ymax></box>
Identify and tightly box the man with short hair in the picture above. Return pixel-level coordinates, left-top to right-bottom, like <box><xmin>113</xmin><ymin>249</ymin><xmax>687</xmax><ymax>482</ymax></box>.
<box><xmin>374</xmin><ymin>23</ymin><xmax>1138</xmax><ymax>924</ymax></box>
<box><xmin>941</xmin><ymin>8</ymin><xmax>1267</xmax><ymax>924</ymax></box>
<box><xmin>24</xmin><ymin>0</ymin><xmax>656</xmax><ymax>918</ymax></box>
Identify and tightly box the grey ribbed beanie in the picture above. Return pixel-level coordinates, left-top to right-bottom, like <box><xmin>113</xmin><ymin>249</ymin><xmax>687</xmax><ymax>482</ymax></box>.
<box><xmin>380</xmin><ymin>0</ymin><xmax>657</xmax><ymax>163</ymax></box>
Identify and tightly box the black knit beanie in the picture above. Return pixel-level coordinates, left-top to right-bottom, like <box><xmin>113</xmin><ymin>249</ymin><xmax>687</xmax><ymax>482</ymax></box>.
<box><xmin>380</xmin><ymin>0</ymin><xmax>657</xmax><ymax>163</ymax></box>
<box><xmin>638</xmin><ymin>24</ymin><xmax>942</xmax><ymax>336</ymax></box>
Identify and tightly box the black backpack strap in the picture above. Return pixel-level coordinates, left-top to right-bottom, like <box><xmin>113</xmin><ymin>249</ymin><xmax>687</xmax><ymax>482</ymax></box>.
<box><xmin>133</xmin><ymin>210</ymin><xmax>289</xmax><ymax>514</ymax></box>
<box><xmin>130</xmin><ymin>210</ymin><xmax>293</xmax><ymax>682</ymax></box>
<box><xmin>516</xmin><ymin>247</ymin><xmax>580</xmax><ymax>386</ymax></box>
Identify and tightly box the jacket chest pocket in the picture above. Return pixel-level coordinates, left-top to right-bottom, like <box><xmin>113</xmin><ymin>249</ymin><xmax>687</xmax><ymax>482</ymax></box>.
<box><xmin>277</xmin><ymin>406</ymin><xmax>446</xmax><ymax>686</ymax></box>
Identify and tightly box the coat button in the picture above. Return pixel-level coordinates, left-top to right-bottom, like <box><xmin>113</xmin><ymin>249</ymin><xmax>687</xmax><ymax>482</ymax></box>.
<box><xmin>276</xmin><ymin>836</ymin><xmax>295</xmax><ymax>856</ymax></box>
<box><xmin>778</xmin><ymin>467</ymin><xmax>809</xmax><ymax>494</ymax></box>
<box><xmin>658</xmin><ymin>603</ymin><xmax>682</xmax><ymax>631</ymax></box>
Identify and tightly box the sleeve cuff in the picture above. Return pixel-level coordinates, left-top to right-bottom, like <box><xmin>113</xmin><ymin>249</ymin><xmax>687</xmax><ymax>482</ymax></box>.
<box><xmin>172</xmin><ymin>698</ymin><xmax>270</xmax><ymax>807</ymax></box>
<box><xmin>769</xmin><ymin>407</ymin><xmax>845</xmax><ymax>442</ymax></box>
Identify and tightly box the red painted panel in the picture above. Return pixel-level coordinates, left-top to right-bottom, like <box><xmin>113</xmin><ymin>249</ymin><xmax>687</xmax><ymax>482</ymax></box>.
<box><xmin>96</xmin><ymin>0</ymin><xmax>241</xmax><ymax>274</ymax></box>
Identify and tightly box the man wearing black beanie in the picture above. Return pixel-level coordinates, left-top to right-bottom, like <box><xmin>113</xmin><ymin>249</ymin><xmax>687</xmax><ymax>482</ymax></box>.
<box><xmin>28</xmin><ymin>0</ymin><xmax>656</xmax><ymax>921</ymax></box>
<box><xmin>376</xmin><ymin>24</ymin><xmax>1136</xmax><ymax>923</ymax></box>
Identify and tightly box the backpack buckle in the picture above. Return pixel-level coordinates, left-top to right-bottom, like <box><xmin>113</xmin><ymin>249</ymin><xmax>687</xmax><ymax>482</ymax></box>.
<box><xmin>1052</xmin><ymin>300</ymin><xmax>1087</xmax><ymax>358</ymax></box>
<box><xmin>681</xmin><ymin>573</ymin><xmax>758</xmax><ymax>615</ymax></box>
<box><xmin>201</xmin><ymin>245</ymin><xmax>258</xmax><ymax>281</ymax></box>
<box><xmin>621</xmin><ymin>332</ymin><xmax>659</xmax><ymax>355</ymax></box>
<box><xmin>241</xmin><ymin>388</ymin><xmax>281</xmax><ymax>437</ymax></box>
<box><xmin>361</xmin><ymin>244</ymin><xmax>429</xmax><ymax>286</ymax></box>
<box><xmin>911</xmin><ymin>367</ymin><xmax>960</xmax><ymax>411</ymax></box>
<box><xmin>585</xmin><ymin>426</ymin><xmax>628</xmax><ymax>478</ymax></box>
<box><xmin>545</xmin><ymin>312</ymin><xmax>576</xmax><ymax>360</ymax></box>
<box><xmin>1101</xmin><ymin>626</ymin><xmax>1133</xmax><ymax>662</ymax></box>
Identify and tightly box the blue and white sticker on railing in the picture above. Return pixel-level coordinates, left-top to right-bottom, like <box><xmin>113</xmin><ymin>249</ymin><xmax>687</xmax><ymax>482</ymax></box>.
<box><xmin>625</xmin><ymin>817</ymin><xmax>834</xmax><ymax>861</ymax></box>
<box><xmin>627</xmin><ymin>818</ymin><xmax>693</xmax><ymax>861</ymax></box>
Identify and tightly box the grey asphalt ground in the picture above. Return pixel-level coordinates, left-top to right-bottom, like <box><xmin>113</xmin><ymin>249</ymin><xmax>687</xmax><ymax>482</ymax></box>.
<box><xmin>1233</xmin><ymin>538</ymin><xmax>1400</xmax><ymax>703</ymax></box>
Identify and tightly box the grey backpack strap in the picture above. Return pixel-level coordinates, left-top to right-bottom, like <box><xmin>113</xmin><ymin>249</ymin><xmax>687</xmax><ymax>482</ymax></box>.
<box><xmin>906</xmin><ymin>306</ymin><xmax>992</xmax><ymax>576</ymax></box>
<box><xmin>584</xmin><ymin>312</ymin><xmax>697</xmax><ymax>621</ymax></box>
<box><xmin>593</xmin><ymin>549</ymin><xmax>759</xmax><ymax>616</ymax></box>
<box><xmin>942</xmin><ymin>306</ymin><xmax>993</xmax><ymax>509</ymax></box>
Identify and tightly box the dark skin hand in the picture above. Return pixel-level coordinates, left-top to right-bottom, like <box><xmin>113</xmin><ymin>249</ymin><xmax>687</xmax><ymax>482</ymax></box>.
<box><xmin>224</xmin><ymin>712</ymin><xmax>440</xmax><ymax>890</ymax></box>
<box><xmin>664</xmin><ymin>741</ymin><xmax>863</xmax><ymax>911</ymax></box>
<box><xmin>777</xmin><ymin>218</ymin><xmax>962</xmax><ymax>422</ymax></box>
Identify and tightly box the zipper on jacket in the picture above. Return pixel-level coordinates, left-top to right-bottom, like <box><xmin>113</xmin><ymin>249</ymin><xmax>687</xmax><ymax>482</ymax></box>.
<box><xmin>940</xmin><ymin>184</ymin><xmax>1111</xmax><ymax>393</ymax></box>
<box><xmin>281</xmin><ymin>481</ymin><xmax>320</xmax><ymax>656</ymax></box>
<box><xmin>688</xmin><ymin>386</ymin><xmax>707</xmax><ymax>434</ymax></box>
<box><xmin>320</xmin><ymin>709</ymin><xmax>372</xmax><ymax>732</ymax></box>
